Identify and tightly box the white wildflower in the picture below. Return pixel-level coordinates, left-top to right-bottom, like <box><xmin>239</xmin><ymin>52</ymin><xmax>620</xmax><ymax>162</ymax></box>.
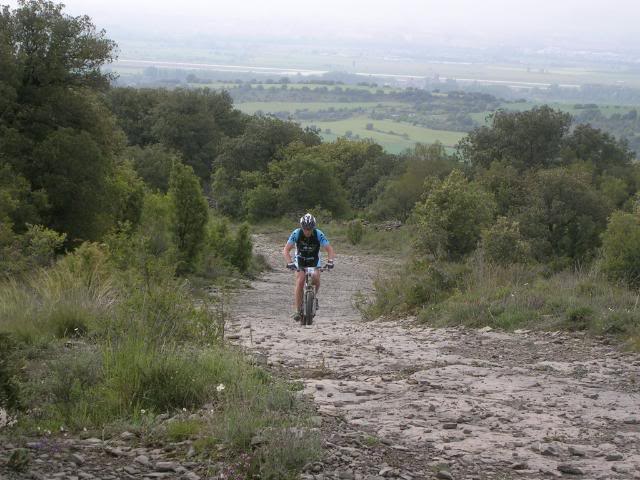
<box><xmin>216</xmin><ymin>384</ymin><xmax>225</xmax><ymax>392</ymax></box>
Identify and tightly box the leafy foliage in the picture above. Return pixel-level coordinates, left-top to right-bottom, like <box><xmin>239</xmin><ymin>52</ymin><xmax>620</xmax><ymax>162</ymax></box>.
<box><xmin>518</xmin><ymin>168</ymin><xmax>609</xmax><ymax>261</ymax></box>
<box><xmin>0</xmin><ymin>1</ymin><xmax>123</xmax><ymax>242</ymax></box>
<box><xmin>368</xmin><ymin>142</ymin><xmax>457</xmax><ymax>220</ymax></box>
<box><xmin>458</xmin><ymin>106</ymin><xmax>571</xmax><ymax>170</ymax></box>
<box><xmin>346</xmin><ymin>219</ymin><xmax>365</xmax><ymax>245</ymax></box>
<box><xmin>480</xmin><ymin>217</ymin><xmax>531</xmax><ymax>265</ymax></box>
<box><xmin>169</xmin><ymin>162</ymin><xmax>209</xmax><ymax>272</ymax></box>
<box><xmin>412</xmin><ymin>170</ymin><xmax>496</xmax><ymax>259</ymax></box>
<box><xmin>601</xmin><ymin>211</ymin><xmax>640</xmax><ymax>287</ymax></box>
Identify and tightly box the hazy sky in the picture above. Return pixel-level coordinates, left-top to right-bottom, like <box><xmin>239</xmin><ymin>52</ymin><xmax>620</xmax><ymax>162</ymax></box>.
<box><xmin>5</xmin><ymin>0</ymin><xmax>640</xmax><ymax>50</ymax></box>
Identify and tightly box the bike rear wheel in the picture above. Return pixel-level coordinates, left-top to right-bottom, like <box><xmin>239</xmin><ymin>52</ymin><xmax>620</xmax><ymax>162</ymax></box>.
<box><xmin>303</xmin><ymin>289</ymin><xmax>315</xmax><ymax>325</ymax></box>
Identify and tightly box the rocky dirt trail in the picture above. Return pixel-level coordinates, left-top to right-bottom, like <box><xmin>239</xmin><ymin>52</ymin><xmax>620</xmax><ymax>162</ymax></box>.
<box><xmin>227</xmin><ymin>235</ymin><xmax>640</xmax><ymax>480</ymax></box>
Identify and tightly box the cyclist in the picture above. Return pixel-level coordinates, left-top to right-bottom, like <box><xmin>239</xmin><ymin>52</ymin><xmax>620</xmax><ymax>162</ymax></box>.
<box><xmin>283</xmin><ymin>213</ymin><xmax>335</xmax><ymax>321</ymax></box>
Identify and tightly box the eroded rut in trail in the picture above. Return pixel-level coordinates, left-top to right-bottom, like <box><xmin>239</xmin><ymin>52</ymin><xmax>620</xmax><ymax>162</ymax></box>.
<box><xmin>228</xmin><ymin>235</ymin><xmax>640</xmax><ymax>480</ymax></box>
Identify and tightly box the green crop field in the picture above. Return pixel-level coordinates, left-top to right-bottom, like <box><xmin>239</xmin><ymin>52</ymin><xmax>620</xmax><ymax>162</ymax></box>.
<box><xmin>298</xmin><ymin>116</ymin><xmax>465</xmax><ymax>154</ymax></box>
<box><xmin>235</xmin><ymin>101</ymin><xmax>406</xmax><ymax>114</ymax></box>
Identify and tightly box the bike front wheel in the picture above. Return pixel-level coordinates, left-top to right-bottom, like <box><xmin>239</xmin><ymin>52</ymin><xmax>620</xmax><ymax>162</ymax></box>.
<box><xmin>303</xmin><ymin>289</ymin><xmax>315</xmax><ymax>325</ymax></box>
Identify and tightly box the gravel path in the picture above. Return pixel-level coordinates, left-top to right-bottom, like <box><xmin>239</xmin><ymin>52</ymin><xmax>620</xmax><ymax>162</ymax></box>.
<box><xmin>227</xmin><ymin>234</ymin><xmax>640</xmax><ymax>480</ymax></box>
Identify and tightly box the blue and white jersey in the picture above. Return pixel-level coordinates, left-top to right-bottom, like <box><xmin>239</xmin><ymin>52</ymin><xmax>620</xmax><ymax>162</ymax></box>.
<box><xmin>287</xmin><ymin>228</ymin><xmax>330</xmax><ymax>267</ymax></box>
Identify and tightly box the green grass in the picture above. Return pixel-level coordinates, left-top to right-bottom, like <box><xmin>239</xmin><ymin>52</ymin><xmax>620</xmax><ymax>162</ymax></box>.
<box><xmin>165</xmin><ymin>419</ymin><xmax>204</xmax><ymax>441</ymax></box>
<box><xmin>1</xmin><ymin>239</ymin><xmax>321</xmax><ymax>479</ymax></box>
<box><xmin>321</xmin><ymin>221</ymin><xmax>411</xmax><ymax>256</ymax></box>
<box><xmin>363</xmin><ymin>255</ymin><xmax>640</xmax><ymax>348</ymax></box>
<box><xmin>300</xmin><ymin>116</ymin><xmax>465</xmax><ymax>153</ymax></box>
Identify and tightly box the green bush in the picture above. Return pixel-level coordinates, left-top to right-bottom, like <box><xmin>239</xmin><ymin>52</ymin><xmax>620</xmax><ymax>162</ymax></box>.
<box><xmin>361</xmin><ymin>260</ymin><xmax>467</xmax><ymax>318</ymax></box>
<box><xmin>169</xmin><ymin>162</ymin><xmax>209</xmax><ymax>273</ymax></box>
<box><xmin>412</xmin><ymin>170</ymin><xmax>496</xmax><ymax>259</ymax></box>
<box><xmin>347</xmin><ymin>219</ymin><xmax>365</xmax><ymax>245</ymax></box>
<box><xmin>519</xmin><ymin>168</ymin><xmax>609</xmax><ymax>261</ymax></box>
<box><xmin>480</xmin><ymin>217</ymin><xmax>531</xmax><ymax>265</ymax></box>
<box><xmin>245</xmin><ymin>184</ymin><xmax>280</xmax><ymax>221</ymax></box>
<box><xmin>231</xmin><ymin>223</ymin><xmax>253</xmax><ymax>273</ymax></box>
<box><xmin>0</xmin><ymin>224</ymin><xmax>66</xmax><ymax>278</ymax></box>
<box><xmin>564</xmin><ymin>306</ymin><xmax>594</xmax><ymax>331</ymax></box>
<box><xmin>601</xmin><ymin>210</ymin><xmax>640</xmax><ymax>286</ymax></box>
<box><xmin>0</xmin><ymin>333</ymin><xmax>21</xmax><ymax>409</ymax></box>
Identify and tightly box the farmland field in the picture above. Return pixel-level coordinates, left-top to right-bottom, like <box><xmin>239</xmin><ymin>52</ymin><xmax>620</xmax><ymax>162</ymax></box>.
<box><xmin>235</xmin><ymin>101</ymin><xmax>406</xmax><ymax>114</ymax></box>
<box><xmin>113</xmin><ymin>38</ymin><xmax>640</xmax><ymax>90</ymax></box>
<box><xmin>298</xmin><ymin>117</ymin><xmax>465</xmax><ymax>153</ymax></box>
<box><xmin>195</xmin><ymin>82</ymin><xmax>401</xmax><ymax>93</ymax></box>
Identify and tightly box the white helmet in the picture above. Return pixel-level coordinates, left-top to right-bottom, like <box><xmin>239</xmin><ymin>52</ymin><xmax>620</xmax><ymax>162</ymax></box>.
<box><xmin>299</xmin><ymin>213</ymin><xmax>316</xmax><ymax>229</ymax></box>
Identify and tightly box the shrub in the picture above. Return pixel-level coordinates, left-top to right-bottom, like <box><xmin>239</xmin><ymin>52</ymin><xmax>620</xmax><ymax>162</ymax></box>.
<box><xmin>0</xmin><ymin>333</ymin><xmax>21</xmax><ymax>409</ymax></box>
<box><xmin>480</xmin><ymin>217</ymin><xmax>531</xmax><ymax>265</ymax></box>
<box><xmin>169</xmin><ymin>162</ymin><xmax>209</xmax><ymax>273</ymax></box>
<box><xmin>0</xmin><ymin>224</ymin><xmax>66</xmax><ymax>278</ymax></box>
<box><xmin>347</xmin><ymin>219</ymin><xmax>365</xmax><ymax>245</ymax></box>
<box><xmin>519</xmin><ymin>168</ymin><xmax>609</xmax><ymax>261</ymax></box>
<box><xmin>601</xmin><ymin>211</ymin><xmax>640</xmax><ymax>286</ymax></box>
<box><xmin>231</xmin><ymin>223</ymin><xmax>253</xmax><ymax>274</ymax></box>
<box><xmin>245</xmin><ymin>185</ymin><xmax>280</xmax><ymax>221</ymax></box>
<box><xmin>412</xmin><ymin>170</ymin><xmax>496</xmax><ymax>259</ymax></box>
<box><xmin>361</xmin><ymin>260</ymin><xmax>466</xmax><ymax>318</ymax></box>
<box><xmin>564</xmin><ymin>306</ymin><xmax>594</xmax><ymax>331</ymax></box>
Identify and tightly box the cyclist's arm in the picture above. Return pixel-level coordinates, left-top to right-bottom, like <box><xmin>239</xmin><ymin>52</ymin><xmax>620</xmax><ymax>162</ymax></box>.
<box><xmin>317</xmin><ymin>229</ymin><xmax>334</xmax><ymax>263</ymax></box>
<box><xmin>283</xmin><ymin>242</ymin><xmax>295</xmax><ymax>264</ymax></box>
<box><xmin>323</xmin><ymin>244</ymin><xmax>335</xmax><ymax>263</ymax></box>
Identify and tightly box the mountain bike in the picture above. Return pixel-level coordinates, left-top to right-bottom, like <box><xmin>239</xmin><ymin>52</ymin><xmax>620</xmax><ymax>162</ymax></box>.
<box><xmin>288</xmin><ymin>263</ymin><xmax>331</xmax><ymax>326</ymax></box>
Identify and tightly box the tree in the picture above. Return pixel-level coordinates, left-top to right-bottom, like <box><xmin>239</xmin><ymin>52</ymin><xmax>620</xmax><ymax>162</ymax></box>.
<box><xmin>369</xmin><ymin>143</ymin><xmax>457</xmax><ymax>220</ymax></box>
<box><xmin>127</xmin><ymin>143</ymin><xmax>180</xmax><ymax>193</ymax></box>
<box><xmin>601</xmin><ymin>211</ymin><xmax>640</xmax><ymax>286</ymax></box>
<box><xmin>2</xmin><ymin>1</ymin><xmax>115</xmax><ymax>92</ymax></box>
<box><xmin>244</xmin><ymin>184</ymin><xmax>280</xmax><ymax>221</ymax></box>
<box><xmin>287</xmin><ymin>138</ymin><xmax>394</xmax><ymax>209</ymax></box>
<box><xmin>169</xmin><ymin>162</ymin><xmax>209</xmax><ymax>272</ymax></box>
<box><xmin>0</xmin><ymin>162</ymin><xmax>46</xmax><ymax>231</ymax></box>
<box><xmin>0</xmin><ymin>1</ymin><xmax>122</xmax><ymax>242</ymax></box>
<box><xmin>151</xmin><ymin>88</ymin><xmax>245</xmax><ymax>181</ymax></box>
<box><xmin>412</xmin><ymin>170</ymin><xmax>496</xmax><ymax>259</ymax></box>
<box><xmin>475</xmin><ymin>160</ymin><xmax>528</xmax><ymax>217</ymax></box>
<box><xmin>269</xmin><ymin>152</ymin><xmax>350</xmax><ymax>218</ymax></box>
<box><xmin>518</xmin><ymin>168</ymin><xmax>609</xmax><ymax>261</ymax></box>
<box><xmin>458</xmin><ymin>106</ymin><xmax>571</xmax><ymax>171</ymax></box>
<box><xmin>214</xmin><ymin>116</ymin><xmax>321</xmax><ymax>176</ymax></box>
<box><xmin>562</xmin><ymin>124</ymin><xmax>634</xmax><ymax>175</ymax></box>
<box><xmin>107</xmin><ymin>88</ymin><xmax>165</xmax><ymax>146</ymax></box>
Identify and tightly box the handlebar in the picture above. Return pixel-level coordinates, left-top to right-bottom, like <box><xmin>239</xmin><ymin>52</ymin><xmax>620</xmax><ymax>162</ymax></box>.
<box><xmin>287</xmin><ymin>264</ymin><xmax>333</xmax><ymax>272</ymax></box>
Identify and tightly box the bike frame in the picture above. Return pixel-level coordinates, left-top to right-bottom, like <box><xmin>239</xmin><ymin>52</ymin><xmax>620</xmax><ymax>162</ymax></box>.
<box><xmin>298</xmin><ymin>265</ymin><xmax>328</xmax><ymax>326</ymax></box>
